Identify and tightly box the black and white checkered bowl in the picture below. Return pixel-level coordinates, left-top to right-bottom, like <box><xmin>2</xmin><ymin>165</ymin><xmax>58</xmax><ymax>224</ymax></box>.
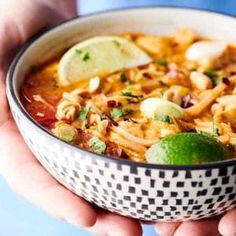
<box><xmin>6</xmin><ymin>7</ymin><xmax>236</xmax><ymax>221</ymax></box>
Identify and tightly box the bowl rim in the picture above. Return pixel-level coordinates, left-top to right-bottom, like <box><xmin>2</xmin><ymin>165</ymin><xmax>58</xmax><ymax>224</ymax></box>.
<box><xmin>7</xmin><ymin>6</ymin><xmax>236</xmax><ymax>170</ymax></box>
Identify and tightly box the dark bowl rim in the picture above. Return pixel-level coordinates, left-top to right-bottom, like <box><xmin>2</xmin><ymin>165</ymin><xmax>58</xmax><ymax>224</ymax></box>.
<box><xmin>7</xmin><ymin>6</ymin><xmax>236</xmax><ymax>171</ymax></box>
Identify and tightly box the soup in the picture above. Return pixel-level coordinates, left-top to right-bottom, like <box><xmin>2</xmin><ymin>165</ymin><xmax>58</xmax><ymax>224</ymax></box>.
<box><xmin>21</xmin><ymin>29</ymin><xmax>236</xmax><ymax>164</ymax></box>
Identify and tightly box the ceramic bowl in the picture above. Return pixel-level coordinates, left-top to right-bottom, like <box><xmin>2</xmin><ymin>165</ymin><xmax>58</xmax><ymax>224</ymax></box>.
<box><xmin>6</xmin><ymin>7</ymin><xmax>236</xmax><ymax>222</ymax></box>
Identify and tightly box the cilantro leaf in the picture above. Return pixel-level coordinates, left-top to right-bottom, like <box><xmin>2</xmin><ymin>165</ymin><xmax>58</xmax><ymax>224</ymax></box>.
<box><xmin>204</xmin><ymin>69</ymin><xmax>217</xmax><ymax>79</ymax></box>
<box><xmin>88</xmin><ymin>137</ymin><xmax>106</xmax><ymax>154</ymax></box>
<box><xmin>110</xmin><ymin>108</ymin><xmax>134</xmax><ymax>119</ymax></box>
<box><xmin>204</xmin><ymin>70</ymin><xmax>224</xmax><ymax>86</ymax></box>
<box><xmin>83</xmin><ymin>52</ymin><xmax>90</xmax><ymax>62</ymax></box>
<box><xmin>155</xmin><ymin>114</ymin><xmax>173</xmax><ymax>124</ymax></box>
<box><xmin>213</xmin><ymin>77</ymin><xmax>224</xmax><ymax>86</ymax></box>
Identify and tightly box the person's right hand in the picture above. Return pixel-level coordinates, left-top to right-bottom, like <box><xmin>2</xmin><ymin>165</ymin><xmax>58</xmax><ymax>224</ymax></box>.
<box><xmin>155</xmin><ymin>210</ymin><xmax>236</xmax><ymax>236</ymax></box>
<box><xmin>0</xmin><ymin>1</ymin><xmax>142</xmax><ymax>235</ymax></box>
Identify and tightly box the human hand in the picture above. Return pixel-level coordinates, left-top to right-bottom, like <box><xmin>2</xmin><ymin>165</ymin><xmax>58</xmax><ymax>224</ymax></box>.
<box><xmin>0</xmin><ymin>1</ymin><xmax>142</xmax><ymax>235</ymax></box>
<box><xmin>155</xmin><ymin>209</ymin><xmax>236</xmax><ymax>236</ymax></box>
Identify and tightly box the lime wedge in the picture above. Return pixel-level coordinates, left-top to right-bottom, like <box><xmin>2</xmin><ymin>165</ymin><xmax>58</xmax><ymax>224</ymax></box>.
<box><xmin>58</xmin><ymin>36</ymin><xmax>152</xmax><ymax>86</ymax></box>
<box><xmin>146</xmin><ymin>133</ymin><xmax>230</xmax><ymax>165</ymax></box>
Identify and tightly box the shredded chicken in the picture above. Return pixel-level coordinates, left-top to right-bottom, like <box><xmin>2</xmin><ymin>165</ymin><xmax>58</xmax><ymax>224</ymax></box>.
<box><xmin>22</xmin><ymin>30</ymin><xmax>236</xmax><ymax>163</ymax></box>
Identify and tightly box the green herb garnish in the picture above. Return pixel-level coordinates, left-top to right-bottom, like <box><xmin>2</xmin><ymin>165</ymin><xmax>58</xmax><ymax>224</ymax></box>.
<box><xmin>127</xmin><ymin>85</ymin><xmax>134</xmax><ymax>91</ymax></box>
<box><xmin>121</xmin><ymin>91</ymin><xmax>144</xmax><ymax>100</ymax></box>
<box><xmin>83</xmin><ymin>52</ymin><xmax>90</xmax><ymax>62</ymax></box>
<box><xmin>79</xmin><ymin>107</ymin><xmax>90</xmax><ymax>120</ymax></box>
<box><xmin>110</xmin><ymin>108</ymin><xmax>134</xmax><ymax>119</ymax></box>
<box><xmin>88</xmin><ymin>137</ymin><xmax>106</xmax><ymax>154</ymax></box>
<box><xmin>213</xmin><ymin>77</ymin><xmax>224</xmax><ymax>86</ymax></box>
<box><xmin>204</xmin><ymin>69</ymin><xmax>217</xmax><ymax>79</ymax></box>
<box><xmin>75</xmin><ymin>49</ymin><xmax>82</xmax><ymax>55</ymax></box>
<box><xmin>155</xmin><ymin>114</ymin><xmax>173</xmax><ymax>124</ymax></box>
<box><xmin>204</xmin><ymin>70</ymin><xmax>224</xmax><ymax>86</ymax></box>
<box><xmin>156</xmin><ymin>59</ymin><xmax>168</xmax><ymax>67</ymax></box>
<box><xmin>120</xmin><ymin>73</ymin><xmax>127</xmax><ymax>82</ymax></box>
<box><xmin>113</xmin><ymin>40</ymin><xmax>120</xmax><ymax>47</ymax></box>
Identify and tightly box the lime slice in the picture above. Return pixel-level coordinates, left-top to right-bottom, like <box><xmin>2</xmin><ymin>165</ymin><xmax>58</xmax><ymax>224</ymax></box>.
<box><xmin>140</xmin><ymin>98</ymin><xmax>184</xmax><ymax>119</ymax></box>
<box><xmin>58</xmin><ymin>36</ymin><xmax>152</xmax><ymax>86</ymax></box>
<box><xmin>146</xmin><ymin>133</ymin><xmax>230</xmax><ymax>165</ymax></box>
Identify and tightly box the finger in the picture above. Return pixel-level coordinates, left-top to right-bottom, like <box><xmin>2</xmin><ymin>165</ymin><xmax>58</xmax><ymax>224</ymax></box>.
<box><xmin>0</xmin><ymin>0</ymin><xmax>77</xmax><ymax>68</ymax></box>
<box><xmin>0</xmin><ymin>71</ymin><xmax>10</xmax><ymax>125</ymax></box>
<box><xmin>0</xmin><ymin>120</ymin><xmax>97</xmax><ymax>227</ymax></box>
<box><xmin>219</xmin><ymin>209</ymin><xmax>236</xmax><ymax>235</ymax></box>
<box><xmin>45</xmin><ymin>0</ymin><xmax>77</xmax><ymax>25</ymax></box>
<box><xmin>173</xmin><ymin>217</ymin><xmax>220</xmax><ymax>236</ymax></box>
<box><xmin>87</xmin><ymin>210</ymin><xmax>142</xmax><ymax>236</ymax></box>
<box><xmin>155</xmin><ymin>222</ymin><xmax>181</xmax><ymax>236</ymax></box>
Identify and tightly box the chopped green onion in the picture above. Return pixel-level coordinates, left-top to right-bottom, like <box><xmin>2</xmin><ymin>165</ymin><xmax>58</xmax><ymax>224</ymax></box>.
<box><xmin>127</xmin><ymin>85</ymin><xmax>134</xmax><ymax>91</ymax></box>
<box><xmin>83</xmin><ymin>52</ymin><xmax>90</xmax><ymax>61</ymax></box>
<box><xmin>53</xmin><ymin>123</ymin><xmax>77</xmax><ymax>142</ymax></box>
<box><xmin>156</xmin><ymin>59</ymin><xmax>168</xmax><ymax>67</ymax></box>
<box><xmin>88</xmin><ymin>137</ymin><xmax>106</xmax><ymax>154</ymax></box>
<box><xmin>79</xmin><ymin>107</ymin><xmax>90</xmax><ymax>120</ymax></box>
<box><xmin>121</xmin><ymin>91</ymin><xmax>143</xmax><ymax>100</ymax></box>
<box><xmin>110</xmin><ymin>108</ymin><xmax>124</xmax><ymax>119</ymax></box>
<box><xmin>155</xmin><ymin>114</ymin><xmax>173</xmax><ymax>124</ymax></box>
<box><xmin>110</xmin><ymin>108</ymin><xmax>134</xmax><ymax>119</ymax></box>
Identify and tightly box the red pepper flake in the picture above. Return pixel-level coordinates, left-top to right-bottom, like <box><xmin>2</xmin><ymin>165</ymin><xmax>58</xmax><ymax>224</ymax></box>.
<box><xmin>222</xmin><ymin>77</ymin><xmax>230</xmax><ymax>86</ymax></box>
<box><xmin>107</xmin><ymin>100</ymin><xmax>122</xmax><ymax>108</ymax></box>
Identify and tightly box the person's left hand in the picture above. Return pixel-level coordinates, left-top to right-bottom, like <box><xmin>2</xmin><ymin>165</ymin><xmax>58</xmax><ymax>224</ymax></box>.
<box><xmin>0</xmin><ymin>1</ymin><xmax>142</xmax><ymax>235</ymax></box>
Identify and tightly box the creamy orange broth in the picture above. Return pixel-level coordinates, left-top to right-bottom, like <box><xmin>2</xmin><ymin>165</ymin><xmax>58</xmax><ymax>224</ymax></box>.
<box><xmin>21</xmin><ymin>29</ymin><xmax>236</xmax><ymax>162</ymax></box>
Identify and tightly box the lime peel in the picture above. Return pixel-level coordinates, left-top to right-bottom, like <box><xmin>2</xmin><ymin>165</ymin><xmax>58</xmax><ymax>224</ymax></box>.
<box><xmin>146</xmin><ymin>132</ymin><xmax>230</xmax><ymax>165</ymax></box>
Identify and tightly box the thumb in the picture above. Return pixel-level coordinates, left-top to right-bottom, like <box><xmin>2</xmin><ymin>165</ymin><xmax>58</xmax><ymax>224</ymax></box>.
<box><xmin>44</xmin><ymin>0</ymin><xmax>77</xmax><ymax>26</ymax></box>
<box><xmin>0</xmin><ymin>0</ymin><xmax>77</xmax><ymax>69</ymax></box>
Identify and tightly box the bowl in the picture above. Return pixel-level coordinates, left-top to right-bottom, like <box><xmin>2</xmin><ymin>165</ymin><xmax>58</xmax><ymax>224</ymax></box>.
<box><xmin>6</xmin><ymin>7</ymin><xmax>236</xmax><ymax>222</ymax></box>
